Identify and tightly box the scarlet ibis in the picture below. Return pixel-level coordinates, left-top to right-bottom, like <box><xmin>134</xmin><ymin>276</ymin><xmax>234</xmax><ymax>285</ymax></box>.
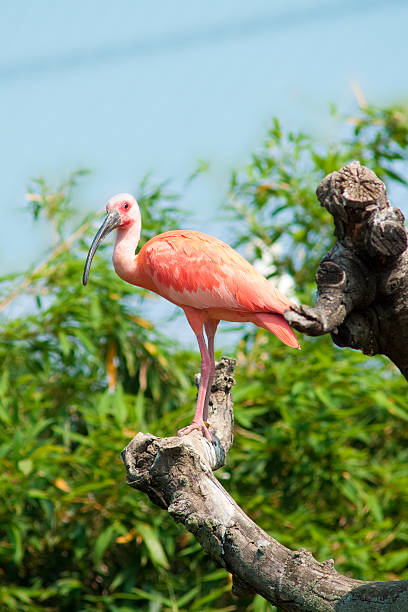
<box><xmin>83</xmin><ymin>194</ymin><xmax>299</xmax><ymax>440</ymax></box>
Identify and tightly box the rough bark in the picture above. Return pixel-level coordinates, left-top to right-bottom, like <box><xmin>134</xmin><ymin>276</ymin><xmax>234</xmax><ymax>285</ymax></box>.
<box><xmin>285</xmin><ymin>161</ymin><xmax>408</xmax><ymax>379</ymax></box>
<box><xmin>121</xmin><ymin>358</ymin><xmax>408</xmax><ymax>611</ymax></box>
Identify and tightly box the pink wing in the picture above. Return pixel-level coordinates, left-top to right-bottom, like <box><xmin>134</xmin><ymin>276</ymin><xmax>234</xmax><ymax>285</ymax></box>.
<box><xmin>141</xmin><ymin>231</ymin><xmax>293</xmax><ymax>314</ymax></box>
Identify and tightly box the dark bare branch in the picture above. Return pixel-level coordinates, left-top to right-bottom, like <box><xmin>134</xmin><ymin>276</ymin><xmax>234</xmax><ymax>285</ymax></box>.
<box><xmin>285</xmin><ymin>161</ymin><xmax>408</xmax><ymax>379</ymax></box>
<box><xmin>121</xmin><ymin>358</ymin><xmax>408</xmax><ymax>611</ymax></box>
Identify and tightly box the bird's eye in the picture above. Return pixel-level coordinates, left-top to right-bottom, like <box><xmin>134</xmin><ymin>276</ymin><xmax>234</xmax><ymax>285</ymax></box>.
<box><xmin>124</xmin><ymin>203</ymin><xmax>129</xmax><ymax>210</ymax></box>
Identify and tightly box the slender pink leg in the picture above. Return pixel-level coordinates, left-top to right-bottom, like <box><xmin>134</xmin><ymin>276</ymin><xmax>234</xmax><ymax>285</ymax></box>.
<box><xmin>203</xmin><ymin>319</ymin><xmax>219</xmax><ymax>422</ymax></box>
<box><xmin>178</xmin><ymin>308</ymin><xmax>213</xmax><ymax>440</ymax></box>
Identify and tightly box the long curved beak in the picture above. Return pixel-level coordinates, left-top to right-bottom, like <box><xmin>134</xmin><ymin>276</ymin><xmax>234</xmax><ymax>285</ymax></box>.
<box><xmin>83</xmin><ymin>209</ymin><xmax>121</xmax><ymax>285</ymax></box>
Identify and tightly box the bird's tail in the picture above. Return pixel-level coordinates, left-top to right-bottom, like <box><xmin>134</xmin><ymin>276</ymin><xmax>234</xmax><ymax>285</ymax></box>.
<box><xmin>253</xmin><ymin>312</ymin><xmax>300</xmax><ymax>349</ymax></box>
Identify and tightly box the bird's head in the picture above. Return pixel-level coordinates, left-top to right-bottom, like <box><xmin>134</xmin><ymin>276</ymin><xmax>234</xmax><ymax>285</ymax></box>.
<box><xmin>82</xmin><ymin>193</ymin><xmax>140</xmax><ymax>286</ymax></box>
<box><xmin>106</xmin><ymin>193</ymin><xmax>139</xmax><ymax>225</ymax></box>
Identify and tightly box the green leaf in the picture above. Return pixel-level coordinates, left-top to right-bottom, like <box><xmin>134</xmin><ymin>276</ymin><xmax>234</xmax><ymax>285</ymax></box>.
<box><xmin>58</xmin><ymin>331</ymin><xmax>71</xmax><ymax>356</ymax></box>
<box><xmin>67</xmin><ymin>479</ymin><xmax>115</xmax><ymax>497</ymax></box>
<box><xmin>136</xmin><ymin>523</ymin><xmax>169</xmax><ymax>569</ymax></box>
<box><xmin>28</xmin><ymin>489</ymin><xmax>50</xmax><ymax>499</ymax></box>
<box><xmin>113</xmin><ymin>384</ymin><xmax>127</xmax><ymax>426</ymax></box>
<box><xmin>387</xmin><ymin>404</ymin><xmax>408</xmax><ymax>422</ymax></box>
<box><xmin>18</xmin><ymin>459</ymin><xmax>33</xmax><ymax>475</ymax></box>
<box><xmin>9</xmin><ymin>525</ymin><xmax>23</xmax><ymax>564</ymax></box>
<box><xmin>135</xmin><ymin>390</ymin><xmax>147</xmax><ymax>431</ymax></box>
<box><xmin>383</xmin><ymin>549</ymin><xmax>408</xmax><ymax>572</ymax></box>
<box><xmin>175</xmin><ymin>584</ymin><xmax>200</xmax><ymax>607</ymax></box>
<box><xmin>94</xmin><ymin>524</ymin><xmax>118</xmax><ymax>565</ymax></box>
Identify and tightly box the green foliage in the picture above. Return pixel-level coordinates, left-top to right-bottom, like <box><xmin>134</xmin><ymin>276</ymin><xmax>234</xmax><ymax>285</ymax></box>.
<box><xmin>1</xmin><ymin>103</ymin><xmax>408</xmax><ymax>610</ymax></box>
<box><xmin>229</xmin><ymin>337</ymin><xmax>408</xmax><ymax>582</ymax></box>
<box><xmin>0</xmin><ymin>176</ymin><xmax>228</xmax><ymax>611</ymax></box>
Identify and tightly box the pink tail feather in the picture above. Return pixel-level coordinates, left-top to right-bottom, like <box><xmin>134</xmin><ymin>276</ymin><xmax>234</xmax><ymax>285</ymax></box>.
<box><xmin>253</xmin><ymin>312</ymin><xmax>300</xmax><ymax>349</ymax></box>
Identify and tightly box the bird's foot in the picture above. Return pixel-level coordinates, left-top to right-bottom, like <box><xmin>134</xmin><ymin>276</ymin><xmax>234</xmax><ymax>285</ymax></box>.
<box><xmin>177</xmin><ymin>420</ymin><xmax>213</xmax><ymax>442</ymax></box>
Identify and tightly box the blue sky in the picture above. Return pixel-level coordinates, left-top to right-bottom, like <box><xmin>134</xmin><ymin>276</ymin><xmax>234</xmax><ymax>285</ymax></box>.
<box><xmin>2</xmin><ymin>0</ymin><xmax>408</xmax><ymax>280</ymax></box>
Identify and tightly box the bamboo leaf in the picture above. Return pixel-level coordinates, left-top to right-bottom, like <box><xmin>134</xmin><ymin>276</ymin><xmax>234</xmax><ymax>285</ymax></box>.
<box><xmin>136</xmin><ymin>523</ymin><xmax>169</xmax><ymax>569</ymax></box>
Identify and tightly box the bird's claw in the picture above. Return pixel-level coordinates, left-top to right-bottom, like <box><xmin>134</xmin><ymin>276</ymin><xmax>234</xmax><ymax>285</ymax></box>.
<box><xmin>177</xmin><ymin>420</ymin><xmax>213</xmax><ymax>442</ymax></box>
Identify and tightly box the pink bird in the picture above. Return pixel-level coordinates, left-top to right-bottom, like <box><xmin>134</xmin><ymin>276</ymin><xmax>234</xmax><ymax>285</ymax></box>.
<box><xmin>83</xmin><ymin>193</ymin><xmax>299</xmax><ymax>440</ymax></box>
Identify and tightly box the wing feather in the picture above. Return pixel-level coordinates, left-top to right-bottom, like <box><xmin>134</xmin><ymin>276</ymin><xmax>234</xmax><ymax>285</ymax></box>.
<box><xmin>140</xmin><ymin>231</ymin><xmax>293</xmax><ymax>313</ymax></box>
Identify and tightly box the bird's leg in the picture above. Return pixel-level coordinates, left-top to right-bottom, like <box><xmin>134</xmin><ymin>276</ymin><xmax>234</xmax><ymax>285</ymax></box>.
<box><xmin>178</xmin><ymin>330</ymin><xmax>213</xmax><ymax>441</ymax></box>
<box><xmin>203</xmin><ymin>319</ymin><xmax>219</xmax><ymax>422</ymax></box>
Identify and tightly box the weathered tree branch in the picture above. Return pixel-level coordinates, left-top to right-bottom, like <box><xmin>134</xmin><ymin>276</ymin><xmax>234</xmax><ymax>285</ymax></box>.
<box><xmin>121</xmin><ymin>358</ymin><xmax>408</xmax><ymax>611</ymax></box>
<box><xmin>285</xmin><ymin>161</ymin><xmax>408</xmax><ymax>379</ymax></box>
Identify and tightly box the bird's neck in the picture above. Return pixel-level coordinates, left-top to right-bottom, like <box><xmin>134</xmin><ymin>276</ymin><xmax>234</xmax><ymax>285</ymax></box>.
<box><xmin>112</xmin><ymin>222</ymin><xmax>142</xmax><ymax>285</ymax></box>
